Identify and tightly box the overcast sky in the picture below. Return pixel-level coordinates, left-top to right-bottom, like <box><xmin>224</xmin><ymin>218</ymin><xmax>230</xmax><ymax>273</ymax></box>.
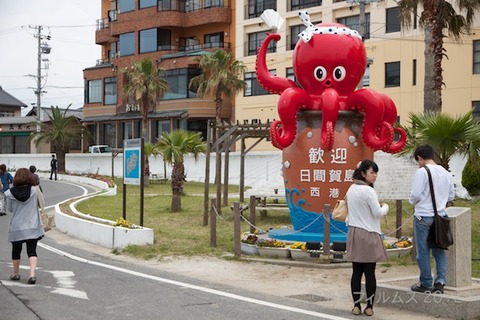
<box><xmin>0</xmin><ymin>0</ymin><xmax>101</xmax><ymax>115</ymax></box>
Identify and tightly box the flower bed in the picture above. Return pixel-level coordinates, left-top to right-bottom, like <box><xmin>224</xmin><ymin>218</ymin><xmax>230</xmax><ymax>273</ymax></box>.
<box><xmin>256</xmin><ymin>239</ymin><xmax>290</xmax><ymax>258</ymax></box>
<box><xmin>384</xmin><ymin>237</ymin><xmax>413</xmax><ymax>259</ymax></box>
<box><xmin>240</xmin><ymin>233</ymin><xmax>259</xmax><ymax>255</ymax></box>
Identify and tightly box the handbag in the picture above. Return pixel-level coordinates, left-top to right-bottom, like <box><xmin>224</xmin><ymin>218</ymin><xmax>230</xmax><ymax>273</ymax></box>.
<box><xmin>332</xmin><ymin>197</ymin><xmax>348</xmax><ymax>222</ymax></box>
<box><xmin>425</xmin><ymin>166</ymin><xmax>453</xmax><ymax>249</ymax></box>
<box><xmin>35</xmin><ymin>186</ymin><xmax>52</xmax><ymax>232</ymax></box>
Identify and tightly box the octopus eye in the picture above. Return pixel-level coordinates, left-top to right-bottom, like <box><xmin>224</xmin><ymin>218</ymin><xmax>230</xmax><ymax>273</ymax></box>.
<box><xmin>314</xmin><ymin>66</ymin><xmax>327</xmax><ymax>81</ymax></box>
<box><xmin>333</xmin><ymin>66</ymin><xmax>346</xmax><ymax>81</ymax></box>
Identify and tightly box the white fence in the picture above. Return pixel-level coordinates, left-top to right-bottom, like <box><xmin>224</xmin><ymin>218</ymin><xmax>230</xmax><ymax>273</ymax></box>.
<box><xmin>0</xmin><ymin>151</ymin><xmax>469</xmax><ymax>200</ymax></box>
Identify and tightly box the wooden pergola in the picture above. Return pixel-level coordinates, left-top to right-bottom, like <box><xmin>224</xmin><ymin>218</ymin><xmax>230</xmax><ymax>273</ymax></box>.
<box><xmin>202</xmin><ymin>119</ymin><xmax>271</xmax><ymax>226</ymax></box>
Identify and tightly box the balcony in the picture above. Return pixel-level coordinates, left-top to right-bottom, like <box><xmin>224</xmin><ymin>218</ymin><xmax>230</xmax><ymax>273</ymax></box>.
<box><xmin>158</xmin><ymin>0</ymin><xmax>229</xmax><ymax>12</ymax></box>
<box><xmin>97</xmin><ymin>2</ymin><xmax>231</xmax><ymax>37</ymax></box>
<box><xmin>179</xmin><ymin>41</ymin><xmax>231</xmax><ymax>52</ymax></box>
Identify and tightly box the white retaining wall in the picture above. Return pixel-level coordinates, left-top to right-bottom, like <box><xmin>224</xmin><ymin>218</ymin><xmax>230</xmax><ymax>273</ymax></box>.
<box><xmin>0</xmin><ymin>151</ymin><xmax>469</xmax><ymax>200</ymax></box>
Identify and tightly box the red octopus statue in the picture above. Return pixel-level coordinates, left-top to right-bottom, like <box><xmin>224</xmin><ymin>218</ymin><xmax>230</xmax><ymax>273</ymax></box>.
<box><xmin>255</xmin><ymin>11</ymin><xmax>406</xmax><ymax>153</ymax></box>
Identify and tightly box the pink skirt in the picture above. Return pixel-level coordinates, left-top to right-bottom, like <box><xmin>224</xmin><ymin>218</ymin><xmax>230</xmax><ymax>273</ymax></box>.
<box><xmin>345</xmin><ymin>226</ymin><xmax>388</xmax><ymax>263</ymax></box>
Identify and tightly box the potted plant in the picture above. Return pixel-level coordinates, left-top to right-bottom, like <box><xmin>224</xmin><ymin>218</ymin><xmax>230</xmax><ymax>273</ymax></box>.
<box><xmin>257</xmin><ymin>239</ymin><xmax>290</xmax><ymax>258</ymax></box>
<box><xmin>241</xmin><ymin>233</ymin><xmax>259</xmax><ymax>255</ymax></box>
<box><xmin>384</xmin><ymin>237</ymin><xmax>413</xmax><ymax>259</ymax></box>
<box><xmin>289</xmin><ymin>242</ymin><xmax>313</xmax><ymax>260</ymax></box>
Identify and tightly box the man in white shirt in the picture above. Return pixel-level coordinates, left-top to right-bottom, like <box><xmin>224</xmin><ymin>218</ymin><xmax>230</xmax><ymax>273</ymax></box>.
<box><xmin>409</xmin><ymin>145</ymin><xmax>454</xmax><ymax>294</ymax></box>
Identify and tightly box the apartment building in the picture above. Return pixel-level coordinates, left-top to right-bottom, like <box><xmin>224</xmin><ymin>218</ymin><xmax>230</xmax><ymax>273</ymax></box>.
<box><xmin>235</xmin><ymin>0</ymin><xmax>480</xmax><ymax>151</ymax></box>
<box><xmin>83</xmin><ymin>0</ymin><xmax>236</xmax><ymax>147</ymax></box>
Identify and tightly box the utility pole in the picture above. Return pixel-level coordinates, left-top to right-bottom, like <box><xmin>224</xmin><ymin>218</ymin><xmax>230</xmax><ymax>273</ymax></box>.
<box><xmin>29</xmin><ymin>25</ymin><xmax>51</xmax><ymax>134</ymax></box>
<box><xmin>347</xmin><ymin>0</ymin><xmax>379</xmax><ymax>40</ymax></box>
<box><xmin>358</xmin><ymin>0</ymin><xmax>366</xmax><ymax>40</ymax></box>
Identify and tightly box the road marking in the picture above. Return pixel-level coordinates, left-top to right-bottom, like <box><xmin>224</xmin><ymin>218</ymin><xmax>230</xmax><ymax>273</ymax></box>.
<box><xmin>2</xmin><ymin>264</ymin><xmax>89</xmax><ymax>300</ymax></box>
<box><xmin>39</xmin><ymin>243</ymin><xmax>349</xmax><ymax>320</ymax></box>
<box><xmin>48</xmin><ymin>270</ymin><xmax>89</xmax><ymax>299</ymax></box>
<box><xmin>3</xmin><ymin>280</ymin><xmax>89</xmax><ymax>300</ymax></box>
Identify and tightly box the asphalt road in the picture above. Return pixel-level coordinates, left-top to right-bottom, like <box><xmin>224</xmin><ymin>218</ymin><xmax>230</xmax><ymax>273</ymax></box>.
<box><xmin>0</xmin><ymin>179</ymin><xmax>354</xmax><ymax>320</ymax></box>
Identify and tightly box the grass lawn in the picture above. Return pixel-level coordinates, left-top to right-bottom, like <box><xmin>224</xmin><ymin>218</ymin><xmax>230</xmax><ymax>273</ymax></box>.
<box><xmin>74</xmin><ymin>179</ymin><xmax>480</xmax><ymax>277</ymax></box>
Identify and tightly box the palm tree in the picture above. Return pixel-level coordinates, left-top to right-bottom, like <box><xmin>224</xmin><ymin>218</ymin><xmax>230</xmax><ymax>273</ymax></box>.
<box><xmin>143</xmin><ymin>142</ymin><xmax>161</xmax><ymax>186</ymax></box>
<box><xmin>397</xmin><ymin>111</ymin><xmax>480</xmax><ymax>170</ymax></box>
<box><xmin>189</xmin><ymin>48</ymin><xmax>246</xmax><ymax>123</ymax></box>
<box><xmin>398</xmin><ymin>0</ymin><xmax>480</xmax><ymax>113</ymax></box>
<box><xmin>122</xmin><ymin>57</ymin><xmax>168</xmax><ymax>142</ymax></box>
<box><xmin>29</xmin><ymin>105</ymin><xmax>92</xmax><ymax>172</ymax></box>
<box><xmin>155</xmin><ymin>130</ymin><xmax>206</xmax><ymax>212</ymax></box>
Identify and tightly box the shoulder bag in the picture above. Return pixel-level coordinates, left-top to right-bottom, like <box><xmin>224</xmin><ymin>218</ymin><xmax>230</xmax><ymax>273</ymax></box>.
<box><xmin>333</xmin><ymin>197</ymin><xmax>348</xmax><ymax>222</ymax></box>
<box><xmin>425</xmin><ymin>166</ymin><xmax>453</xmax><ymax>250</ymax></box>
<box><xmin>35</xmin><ymin>186</ymin><xmax>52</xmax><ymax>232</ymax></box>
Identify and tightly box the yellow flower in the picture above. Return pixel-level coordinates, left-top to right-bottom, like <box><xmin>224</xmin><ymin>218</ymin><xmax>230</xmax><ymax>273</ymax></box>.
<box><xmin>290</xmin><ymin>242</ymin><xmax>306</xmax><ymax>250</ymax></box>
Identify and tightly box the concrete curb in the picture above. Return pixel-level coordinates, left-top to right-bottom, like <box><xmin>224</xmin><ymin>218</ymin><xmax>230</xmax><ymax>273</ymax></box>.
<box><xmin>46</xmin><ymin>174</ymin><xmax>154</xmax><ymax>249</ymax></box>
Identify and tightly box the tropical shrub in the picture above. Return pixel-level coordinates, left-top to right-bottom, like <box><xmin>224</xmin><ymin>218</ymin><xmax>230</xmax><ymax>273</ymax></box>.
<box><xmin>462</xmin><ymin>157</ymin><xmax>480</xmax><ymax>196</ymax></box>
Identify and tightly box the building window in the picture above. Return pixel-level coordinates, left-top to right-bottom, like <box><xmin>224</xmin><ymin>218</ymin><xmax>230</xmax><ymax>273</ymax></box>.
<box><xmin>289</xmin><ymin>0</ymin><xmax>322</xmax><ymax>11</ymax></box>
<box><xmin>286</xmin><ymin>67</ymin><xmax>300</xmax><ymax>87</ymax></box>
<box><xmin>87</xmin><ymin>79</ymin><xmax>102</xmax><ymax>103</ymax></box>
<box><xmin>204</xmin><ymin>0</ymin><xmax>224</xmax><ymax>8</ymax></box>
<box><xmin>412</xmin><ymin>59</ymin><xmax>417</xmax><ymax>86</ymax></box>
<box><xmin>337</xmin><ymin>14</ymin><xmax>370</xmax><ymax>40</ymax></box>
<box><xmin>204</xmin><ymin>32</ymin><xmax>224</xmax><ymax>49</ymax></box>
<box><xmin>100</xmin><ymin>123</ymin><xmax>116</xmax><ymax>147</ymax></box>
<box><xmin>244</xmin><ymin>70</ymin><xmax>276</xmax><ymax>96</ymax></box>
<box><xmin>474</xmin><ymin>40</ymin><xmax>480</xmax><ymax>74</ymax></box>
<box><xmin>140</xmin><ymin>0</ymin><xmax>156</xmax><ymax>8</ymax></box>
<box><xmin>0</xmin><ymin>134</ymin><xmax>30</xmax><ymax>153</ymax></box>
<box><xmin>473</xmin><ymin>101</ymin><xmax>480</xmax><ymax>120</ymax></box>
<box><xmin>163</xmin><ymin>68</ymin><xmax>201</xmax><ymax>100</ymax></box>
<box><xmin>247</xmin><ymin>31</ymin><xmax>276</xmax><ymax>56</ymax></box>
<box><xmin>158</xmin><ymin>29</ymin><xmax>171</xmax><ymax>50</ymax></box>
<box><xmin>139</xmin><ymin>28</ymin><xmax>171</xmax><ymax>53</ymax></box>
<box><xmin>109</xmin><ymin>41</ymin><xmax>119</xmax><ymax>60</ymax></box>
<box><xmin>386</xmin><ymin>7</ymin><xmax>400</xmax><ymax>33</ymax></box>
<box><xmin>119</xmin><ymin>0</ymin><xmax>135</xmax><ymax>13</ymax></box>
<box><xmin>385</xmin><ymin>62</ymin><xmax>400</xmax><ymax>87</ymax></box>
<box><xmin>123</xmin><ymin>122</ymin><xmax>134</xmax><ymax>139</ymax></box>
<box><xmin>361</xmin><ymin>65</ymin><xmax>370</xmax><ymax>87</ymax></box>
<box><xmin>154</xmin><ymin>120</ymin><xmax>171</xmax><ymax>140</ymax></box>
<box><xmin>289</xmin><ymin>25</ymin><xmax>303</xmax><ymax>50</ymax></box>
<box><xmin>104</xmin><ymin>77</ymin><xmax>117</xmax><ymax>105</ymax></box>
<box><xmin>247</xmin><ymin>0</ymin><xmax>277</xmax><ymax>19</ymax></box>
<box><xmin>0</xmin><ymin>111</ymin><xmax>15</xmax><ymax>117</ymax></box>
<box><xmin>119</xmin><ymin>32</ymin><xmax>135</xmax><ymax>56</ymax></box>
<box><xmin>139</xmin><ymin>28</ymin><xmax>156</xmax><ymax>53</ymax></box>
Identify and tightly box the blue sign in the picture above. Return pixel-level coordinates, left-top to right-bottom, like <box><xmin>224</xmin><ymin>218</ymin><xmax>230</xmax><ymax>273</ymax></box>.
<box><xmin>123</xmin><ymin>139</ymin><xmax>142</xmax><ymax>185</ymax></box>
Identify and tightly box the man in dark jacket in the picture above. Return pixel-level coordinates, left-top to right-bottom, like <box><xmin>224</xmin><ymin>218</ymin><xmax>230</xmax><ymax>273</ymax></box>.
<box><xmin>50</xmin><ymin>155</ymin><xmax>58</xmax><ymax>181</ymax></box>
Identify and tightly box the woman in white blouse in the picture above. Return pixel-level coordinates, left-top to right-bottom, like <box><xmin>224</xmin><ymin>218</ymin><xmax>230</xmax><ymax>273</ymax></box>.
<box><xmin>345</xmin><ymin>160</ymin><xmax>389</xmax><ymax>316</ymax></box>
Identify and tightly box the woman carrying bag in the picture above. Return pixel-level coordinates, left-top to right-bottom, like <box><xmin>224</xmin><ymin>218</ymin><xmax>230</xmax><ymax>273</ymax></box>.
<box><xmin>5</xmin><ymin>168</ymin><xmax>45</xmax><ymax>285</ymax></box>
<box><xmin>345</xmin><ymin>160</ymin><xmax>390</xmax><ymax>316</ymax></box>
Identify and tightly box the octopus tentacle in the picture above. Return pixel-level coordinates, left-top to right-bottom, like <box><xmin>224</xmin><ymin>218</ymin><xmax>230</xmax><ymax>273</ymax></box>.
<box><xmin>255</xmin><ymin>33</ymin><xmax>297</xmax><ymax>95</ymax></box>
<box><xmin>377</xmin><ymin>93</ymin><xmax>407</xmax><ymax>153</ymax></box>
<box><xmin>383</xmin><ymin>127</ymin><xmax>407</xmax><ymax>154</ymax></box>
<box><xmin>346</xmin><ymin>89</ymin><xmax>392</xmax><ymax>151</ymax></box>
<box><xmin>270</xmin><ymin>120</ymin><xmax>286</xmax><ymax>150</ymax></box>
<box><xmin>321</xmin><ymin>88</ymin><xmax>340</xmax><ymax>150</ymax></box>
<box><xmin>270</xmin><ymin>88</ymin><xmax>312</xmax><ymax>149</ymax></box>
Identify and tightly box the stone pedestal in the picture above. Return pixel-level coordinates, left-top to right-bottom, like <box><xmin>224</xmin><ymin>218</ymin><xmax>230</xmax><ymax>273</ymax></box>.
<box><xmin>446</xmin><ymin>207</ymin><xmax>471</xmax><ymax>287</ymax></box>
